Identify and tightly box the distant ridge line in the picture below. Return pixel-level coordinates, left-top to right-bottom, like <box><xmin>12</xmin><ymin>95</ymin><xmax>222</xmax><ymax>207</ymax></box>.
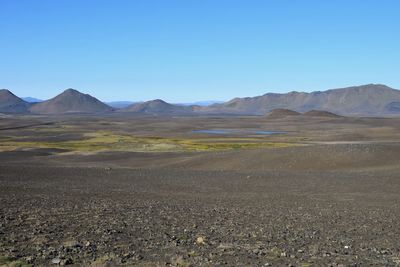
<box><xmin>1</xmin><ymin>84</ymin><xmax>400</xmax><ymax>116</ymax></box>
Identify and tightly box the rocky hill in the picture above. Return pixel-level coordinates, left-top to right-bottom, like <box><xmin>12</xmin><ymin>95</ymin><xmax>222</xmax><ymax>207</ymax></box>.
<box><xmin>0</xmin><ymin>89</ymin><xmax>30</xmax><ymax>113</ymax></box>
<box><xmin>29</xmin><ymin>89</ymin><xmax>113</xmax><ymax>114</ymax></box>
<box><xmin>121</xmin><ymin>99</ymin><xmax>194</xmax><ymax>115</ymax></box>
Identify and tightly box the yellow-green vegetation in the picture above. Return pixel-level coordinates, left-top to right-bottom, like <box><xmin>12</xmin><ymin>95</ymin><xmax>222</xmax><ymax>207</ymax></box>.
<box><xmin>0</xmin><ymin>130</ymin><xmax>298</xmax><ymax>153</ymax></box>
<box><xmin>171</xmin><ymin>256</ymin><xmax>190</xmax><ymax>267</ymax></box>
<box><xmin>0</xmin><ymin>255</ymin><xmax>31</xmax><ymax>267</ymax></box>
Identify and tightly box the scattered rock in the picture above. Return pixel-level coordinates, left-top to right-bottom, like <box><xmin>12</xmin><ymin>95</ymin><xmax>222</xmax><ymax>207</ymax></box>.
<box><xmin>51</xmin><ymin>257</ymin><xmax>61</xmax><ymax>264</ymax></box>
<box><xmin>196</xmin><ymin>236</ymin><xmax>205</xmax><ymax>245</ymax></box>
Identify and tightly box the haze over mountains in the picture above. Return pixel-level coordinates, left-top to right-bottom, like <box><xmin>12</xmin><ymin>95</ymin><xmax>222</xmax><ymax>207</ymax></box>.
<box><xmin>1</xmin><ymin>84</ymin><xmax>400</xmax><ymax>116</ymax></box>
<box><xmin>106</xmin><ymin>101</ymin><xmax>136</xmax><ymax>109</ymax></box>
<box><xmin>22</xmin><ymin>97</ymin><xmax>43</xmax><ymax>103</ymax></box>
<box><xmin>106</xmin><ymin>100</ymin><xmax>224</xmax><ymax>109</ymax></box>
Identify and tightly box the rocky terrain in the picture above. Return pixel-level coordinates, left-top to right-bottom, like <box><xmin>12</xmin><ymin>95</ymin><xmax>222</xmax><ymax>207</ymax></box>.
<box><xmin>0</xmin><ymin>114</ymin><xmax>400</xmax><ymax>266</ymax></box>
<box><xmin>1</xmin><ymin>163</ymin><xmax>400</xmax><ymax>266</ymax></box>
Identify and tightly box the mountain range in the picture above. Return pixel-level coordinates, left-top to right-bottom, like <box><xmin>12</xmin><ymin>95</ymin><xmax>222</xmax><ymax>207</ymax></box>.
<box><xmin>1</xmin><ymin>84</ymin><xmax>400</xmax><ymax>116</ymax></box>
<box><xmin>203</xmin><ymin>84</ymin><xmax>400</xmax><ymax>116</ymax></box>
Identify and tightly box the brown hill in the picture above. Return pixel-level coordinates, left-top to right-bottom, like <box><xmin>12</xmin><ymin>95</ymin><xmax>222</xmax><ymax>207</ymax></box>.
<box><xmin>121</xmin><ymin>99</ymin><xmax>194</xmax><ymax>115</ymax></box>
<box><xmin>29</xmin><ymin>89</ymin><xmax>113</xmax><ymax>114</ymax></box>
<box><xmin>302</xmin><ymin>110</ymin><xmax>342</xmax><ymax>118</ymax></box>
<box><xmin>265</xmin><ymin>108</ymin><xmax>301</xmax><ymax>119</ymax></box>
<box><xmin>201</xmin><ymin>84</ymin><xmax>400</xmax><ymax>116</ymax></box>
<box><xmin>0</xmin><ymin>89</ymin><xmax>30</xmax><ymax>113</ymax></box>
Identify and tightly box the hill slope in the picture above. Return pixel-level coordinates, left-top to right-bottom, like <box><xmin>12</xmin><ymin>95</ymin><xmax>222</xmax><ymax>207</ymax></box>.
<box><xmin>302</xmin><ymin>110</ymin><xmax>342</xmax><ymax>118</ymax></box>
<box><xmin>265</xmin><ymin>109</ymin><xmax>301</xmax><ymax>119</ymax></box>
<box><xmin>0</xmin><ymin>89</ymin><xmax>30</xmax><ymax>113</ymax></box>
<box><xmin>29</xmin><ymin>89</ymin><xmax>113</xmax><ymax>114</ymax></box>
<box><xmin>202</xmin><ymin>84</ymin><xmax>400</xmax><ymax>116</ymax></box>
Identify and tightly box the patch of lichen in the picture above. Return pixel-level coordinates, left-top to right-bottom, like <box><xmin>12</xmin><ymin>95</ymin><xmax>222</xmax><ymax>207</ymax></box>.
<box><xmin>0</xmin><ymin>130</ymin><xmax>299</xmax><ymax>153</ymax></box>
<box><xmin>179</xmin><ymin>140</ymin><xmax>295</xmax><ymax>151</ymax></box>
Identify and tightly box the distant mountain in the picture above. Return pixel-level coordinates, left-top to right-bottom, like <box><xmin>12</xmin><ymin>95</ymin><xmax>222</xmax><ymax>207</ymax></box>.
<box><xmin>177</xmin><ymin>100</ymin><xmax>224</xmax><ymax>106</ymax></box>
<box><xmin>108</xmin><ymin>100</ymin><xmax>222</xmax><ymax>109</ymax></box>
<box><xmin>0</xmin><ymin>89</ymin><xmax>30</xmax><ymax>113</ymax></box>
<box><xmin>121</xmin><ymin>99</ymin><xmax>194</xmax><ymax>115</ymax></box>
<box><xmin>106</xmin><ymin>101</ymin><xmax>136</xmax><ymax>109</ymax></box>
<box><xmin>29</xmin><ymin>88</ymin><xmax>113</xmax><ymax>114</ymax></box>
<box><xmin>3</xmin><ymin>83</ymin><xmax>400</xmax><ymax>116</ymax></box>
<box><xmin>22</xmin><ymin>97</ymin><xmax>43</xmax><ymax>103</ymax></box>
<box><xmin>201</xmin><ymin>84</ymin><xmax>400</xmax><ymax>116</ymax></box>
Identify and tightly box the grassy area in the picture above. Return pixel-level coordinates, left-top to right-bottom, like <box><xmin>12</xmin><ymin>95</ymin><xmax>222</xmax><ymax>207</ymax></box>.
<box><xmin>0</xmin><ymin>130</ymin><xmax>298</xmax><ymax>153</ymax></box>
<box><xmin>0</xmin><ymin>255</ymin><xmax>31</xmax><ymax>267</ymax></box>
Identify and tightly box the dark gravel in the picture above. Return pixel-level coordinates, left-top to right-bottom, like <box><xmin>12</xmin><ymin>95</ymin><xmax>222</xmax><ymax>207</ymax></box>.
<box><xmin>1</xmin><ymin>165</ymin><xmax>400</xmax><ymax>266</ymax></box>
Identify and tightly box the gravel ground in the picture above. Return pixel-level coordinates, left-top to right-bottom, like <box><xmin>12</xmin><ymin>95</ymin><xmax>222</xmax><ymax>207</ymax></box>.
<box><xmin>1</xmin><ymin>165</ymin><xmax>400</xmax><ymax>266</ymax></box>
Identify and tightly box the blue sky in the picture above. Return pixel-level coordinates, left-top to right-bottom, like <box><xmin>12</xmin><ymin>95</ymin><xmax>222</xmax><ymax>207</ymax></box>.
<box><xmin>1</xmin><ymin>0</ymin><xmax>399</xmax><ymax>102</ymax></box>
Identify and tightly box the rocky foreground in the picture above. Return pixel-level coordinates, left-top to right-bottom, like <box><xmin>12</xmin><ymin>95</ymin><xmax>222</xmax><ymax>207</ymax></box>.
<box><xmin>1</xmin><ymin>165</ymin><xmax>400</xmax><ymax>266</ymax></box>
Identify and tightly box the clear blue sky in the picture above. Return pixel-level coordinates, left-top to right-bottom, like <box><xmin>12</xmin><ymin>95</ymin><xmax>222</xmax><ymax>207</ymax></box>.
<box><xmin>1</xmin><ymin>0</ymin><xmax>399</xmax><ymax>102</ymax></box>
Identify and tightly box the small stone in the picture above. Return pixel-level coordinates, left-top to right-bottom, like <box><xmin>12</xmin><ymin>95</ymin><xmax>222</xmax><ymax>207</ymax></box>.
<box><xmin>196</xmin><ymin>236</ymin><xmax>205</xmax><ymax>245</ymax></box>
<box><xmin>51</xmin><ymin>257</ymin><xmax>61</xmax><ymax>264</ymax></box>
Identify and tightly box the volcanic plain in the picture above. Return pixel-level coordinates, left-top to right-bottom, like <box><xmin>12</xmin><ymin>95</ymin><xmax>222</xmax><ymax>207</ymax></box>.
<box><xmin>1</xmin><ymin>113</ymin><xmax>400</xmax><ymax>266</ymax></box>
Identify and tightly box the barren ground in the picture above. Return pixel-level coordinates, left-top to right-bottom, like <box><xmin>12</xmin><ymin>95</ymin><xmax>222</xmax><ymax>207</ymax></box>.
<box><xmin>1</xmin><ymin>114</ymin><xmax>400</xmax><ymax>266</ymax></box>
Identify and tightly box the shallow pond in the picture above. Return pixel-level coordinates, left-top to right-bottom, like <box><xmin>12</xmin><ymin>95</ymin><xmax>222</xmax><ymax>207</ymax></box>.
<box><xmin>192</xmin><ymin>129</ymin><xmax>287</xmax><ymax>135</ymax></box>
